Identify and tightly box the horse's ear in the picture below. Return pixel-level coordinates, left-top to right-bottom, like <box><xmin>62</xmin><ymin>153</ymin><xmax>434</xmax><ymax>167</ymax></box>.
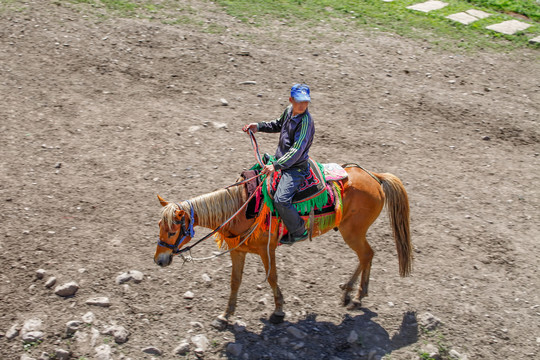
<box><xmin>157</xmin><ymin>194</ymin><xmax>168</xmax><ymax>207</ymax></box>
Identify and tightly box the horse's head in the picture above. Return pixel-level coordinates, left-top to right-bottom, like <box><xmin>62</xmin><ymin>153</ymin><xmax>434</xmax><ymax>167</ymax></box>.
<box><xmin>154</xmin><ymin>195</ymin><xmax>195</xmax><ymax>267</ymax></box>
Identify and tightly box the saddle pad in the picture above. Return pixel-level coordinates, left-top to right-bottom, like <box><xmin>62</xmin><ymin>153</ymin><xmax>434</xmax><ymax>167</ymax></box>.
<box><xmin>268</xmin><ymin>158</ymin><xmax>326</xmax><ymax>204</ymax></box>
<box><xmin>323</xmin><ymin>163</ymin><xmax>348</xmax><ymax>181</ymax></box>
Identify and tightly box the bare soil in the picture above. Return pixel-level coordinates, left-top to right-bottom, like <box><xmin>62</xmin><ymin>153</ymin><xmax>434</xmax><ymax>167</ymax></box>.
<box><xmin>1</xmin><ymin>1</ymin><xmax>539</xmax><ymax>359</ymax></box>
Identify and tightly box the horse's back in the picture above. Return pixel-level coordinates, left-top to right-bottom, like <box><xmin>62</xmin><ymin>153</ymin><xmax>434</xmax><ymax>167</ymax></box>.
<box><xmin>340</xmin><ymin>167</ymin><xmax>386</xmax><ymax>232</ymax></box>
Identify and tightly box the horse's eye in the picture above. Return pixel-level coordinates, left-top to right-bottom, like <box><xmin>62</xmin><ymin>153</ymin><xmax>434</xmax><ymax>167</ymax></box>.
<box><xmin>168</xmin><ymin>232</ymin><xmax>176</xmax><ymax>237</ymax></box>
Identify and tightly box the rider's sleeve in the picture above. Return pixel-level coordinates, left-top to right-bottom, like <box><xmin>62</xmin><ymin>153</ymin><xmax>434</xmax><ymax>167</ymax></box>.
<box><xmin>257</xmin><ymin>106</ymin><xmax>289</xmax><ymax>133</ymax></box>
<box><xmin>273</xmin><ymin>113</ymin><xmax>310</xmax><ymax>170</ymax></box>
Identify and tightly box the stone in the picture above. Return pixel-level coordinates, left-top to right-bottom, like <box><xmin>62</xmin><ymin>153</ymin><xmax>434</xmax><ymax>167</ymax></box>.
<box><xmin>233</xmin><ymin>320</ymin><xmax>246</xmax><ymax>332</ymax></box>
<box><xmin>129</xmin><ymin>270</ymin><xmax>143</xmax><ymax>283</ymax></box>
<box><xmin>407</xmin><ymin>1</ymin><xmax>448</xmax><ymax>13</ymax></box>
<box><xmin>486</xmin><ymin>20</ymin><xmax>531</xmax><ymax>35</ymax></box>
<box><xmin>449</xmin><ymin>349</ymin><xmax>468</xmax><ymax>359</ymax></box>
<box><xmin>220</xmin><ymin>98</ymin><xmax>229</xmax><ymax>106</ymax></box>
<box><xmin>465</xmin><ymin>9</ymin><xmax>491</xmax><ymax>19</ymax></box>
<box><xmin>103</xmin><ymin>325</ymin><xmax>129</xmax><ymax>344</ymax></box>
<box><xmin>227</xmin><ymin>342</ymin><xmax>243</xmax><ymax>357</ymax></box>
<box><xmin>22</xmin><ymin>319</ymin><xmax>43</xmax><ymax>334</ymax></box>
<box><xmin>95</xmin><ymin>344</ymin><xmax>112</xmax><ymax>360</ymax></box>
<box><xmin>115</xmin><ymin>272</ymin><xmax>131</xmax><ymax>285</ymax></box>
<box><xmin>55</xmin><ymin>348</ymin><xmax>70</xmax><ymax>360</ymax></box>
<box><xmin>190</xmin><ymin>321</ymin><xmax>204</xmax><ymax>330</ymax></box>
<box><xmin>66</xmin><ymin>320</ymin><xmax>83</xmax><ymax>335</ymax></box>
<box><xmin>36</xmin><ymin>269</ymin><xmax>46</xmax><ymax>279</ymax></box>
<box><xmin>191</xmin><ymin>334</ymin><xmax>209</xmax><ymax>352</ymax></box>
<box><xmin>22</xmin><ymin>331</ymin><xmax>44</xmax><ymax>343</ymax></box>
<box><xmin>54</xmin><ymin>281</ymin><xmax>79</xmax><ymax>297</ymax></box>
<box><xmin>184</xmin><ymin>291</ymin><xmax>195</xmax><ymax>299</ymax></box>
<box><xmin>142</xmin><ymin>346</ymin><xmax>162</xmax><ymax>355</ymax></box>
<box><xmin>44</xmin><ymin>276</ymin><xmax>56</xmax><ymax>288</ymax></box>
<box><xmin>347</xmin><ymin>330</ymin><xmax>359</xmax><ymax>344</ymax></box>
<box><xmin>116</xmin><ymin>270</ymin><xmax>143</xmax><ymax>284</ymax></box>
<box><xmin>86</xmin><ymin>297</ymin><xmax>111</xmax><ymax>307</ymax></box>
<box><xmin>446</xmin><ymin>12</ymin><xmax>479</xmax><ymax>25</ymax></box>
<box><xmin>212</xmin><ymin>121</ymin><xmax>228</xmax><ymax>129</ymax></box>
<box><xmin>239</xmin><ymin>81</ymin><xmax>257</xmax><ymax>85</ymax></box>
<box><xmin>20</xmin><ymin>355</ymin><xmax>36</xmax><ymax>360</ymax></box>
<box><xmin>174</xmin><ymin>342</ymin><xmax>190</xmax><ymax>355</ymax></box>
<box><xmin>529</xmin><ymin>35</ymin><xmax>540</xmax><ymax>44</ymax></box>
<box><xmin>286</xmin><ymin>326</ymin><xmax>306</xmax><ymax>339</ymax></box>
<box><xmin>418</xmin><ymin>312</ymin><xmax>442</xmax><ymax>331</ymax></box>
<box><xmin>422</xmin><ymin>343</ymin><xmax>440</xmax><ymax>359</ymax></box>
<box><xmin>202</xmin><ymin>273</ymin><xmax>211</xmax><ymax>283</ymax></box>
<box><xmin>6</xmin><ymin>323</ymin><xmax>20</xmax><ymax>339</ymax></box>
<box><xmin>82</xmin><ymin>311</ymin><xmax>96</xmax><ymax>324</ymax></box>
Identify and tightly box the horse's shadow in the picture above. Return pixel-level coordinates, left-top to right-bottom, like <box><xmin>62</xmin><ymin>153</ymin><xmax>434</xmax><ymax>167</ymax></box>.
<box><xmin>224</xmin><ymin>309</ymin><xmax>418</xmax><ymax>359</ymax></box>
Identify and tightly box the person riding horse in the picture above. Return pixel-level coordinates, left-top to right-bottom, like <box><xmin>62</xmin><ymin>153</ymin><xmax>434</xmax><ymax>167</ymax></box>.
<box><xmin>242</xmin><ymin>84</ymin><xmax>315</xmax><ymax>245</ymax></box>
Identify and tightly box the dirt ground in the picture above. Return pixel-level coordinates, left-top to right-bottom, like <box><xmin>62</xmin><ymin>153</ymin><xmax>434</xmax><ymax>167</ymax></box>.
<box><xmin>1</xmin><ymin>1</ymin><xmax>539</xmax><ymax>359</ymax></box>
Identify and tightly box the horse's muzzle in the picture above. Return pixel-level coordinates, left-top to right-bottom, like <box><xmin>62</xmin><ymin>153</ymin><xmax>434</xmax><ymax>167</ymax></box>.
<box><xmin>155</xmin><ymin>253</ymin><xmax>172</xmax><ymax>267</ymax></box>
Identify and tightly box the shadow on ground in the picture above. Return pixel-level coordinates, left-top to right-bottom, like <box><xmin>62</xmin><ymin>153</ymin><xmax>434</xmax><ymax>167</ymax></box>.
<box><xmin>224</xmin><ymin>309</ymin><xmax>418</xmax><ymax>359</ymax></box>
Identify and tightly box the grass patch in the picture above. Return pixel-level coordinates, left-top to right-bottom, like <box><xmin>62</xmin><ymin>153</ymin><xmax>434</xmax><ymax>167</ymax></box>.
<box><xmin>464</xmin><ymin>0</ymin><xmax>539</xmax><ymax>21</ymax></box>
<box><xmin>2</xmin><ymin>0</ymin><xmax>538</xmax><ymax>51</ymax></box>
<box><xmin>214</xmin><ymin>0</ymin><xmax>539</xmax><ymax>50</ymax></box>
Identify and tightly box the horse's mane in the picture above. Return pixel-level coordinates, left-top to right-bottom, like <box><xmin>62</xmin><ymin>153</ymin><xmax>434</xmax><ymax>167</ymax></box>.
<box><xmin>161</xmin><ymin>186</ymin><xmax>245</xmax><ymax>229</ymax></box>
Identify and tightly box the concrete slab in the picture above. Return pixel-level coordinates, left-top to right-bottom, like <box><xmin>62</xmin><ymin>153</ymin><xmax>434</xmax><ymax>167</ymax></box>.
<box><xmin>407</xmin><ymin>1</ymin><xmax>448</xmax><ymax>13</ymax></box>
<box><xmin>446</xmin><ymin>12</ymin><xmax>479</xmax><ymax>25</ymax></box>
<box><xmin>529</xmin><ymin>35</ymin><xmax>540</xmax><ymax>44</ymax></box>
<box><xmin>466</xmin><ymin>9</ymin><xmax>491</xmax><ymax>19</ymax></box>
<box><xmin>486</xmin><ymin>20</ymin><xmax>531</xmax><ymax>35</ymax></box>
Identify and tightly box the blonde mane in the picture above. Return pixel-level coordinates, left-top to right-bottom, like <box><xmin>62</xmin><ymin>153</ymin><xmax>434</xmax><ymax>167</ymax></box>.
<box><xmin>161</xmin><ymin>186</ymin><xmax>245</xmax><ymax>230</ymax></box>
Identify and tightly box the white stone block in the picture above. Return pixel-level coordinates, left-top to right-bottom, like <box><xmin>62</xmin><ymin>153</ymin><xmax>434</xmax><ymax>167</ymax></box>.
<box><xmin>466</xmin><ymin>9</ymin><xmax>491</xmax><ymax>19</ymax></box>
<box><xmin>407</xmin><ymin>1</ymin><xmax>448</xmax><ymax>13</ymax></box>
<box><xmin>446</xmin><ymin>12</ymin><xmax>479</xmax><ymax>25</ymax></box>
<box><xmin>529</xmin><ymin>35</ymin><xmax>540</xmax><ymax>44</ymax></box>
<box><xmin>486</xmin><ymin>20</ymin><xmax>531</xmax><ymax>35</ymax></box>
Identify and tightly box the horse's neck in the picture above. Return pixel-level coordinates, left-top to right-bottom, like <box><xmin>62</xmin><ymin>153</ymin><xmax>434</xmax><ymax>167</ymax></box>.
<box><xmin>190</xmin><ymin>186</ymin><xmax>244</xmax><ymax>230</ymax></box>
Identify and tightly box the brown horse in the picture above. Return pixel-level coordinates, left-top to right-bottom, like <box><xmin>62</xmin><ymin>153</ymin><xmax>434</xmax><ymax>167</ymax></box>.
<box><xmin>154</xmin><ymin>165</ymin><xmax>411</xmax><ymax>326</ymax></box>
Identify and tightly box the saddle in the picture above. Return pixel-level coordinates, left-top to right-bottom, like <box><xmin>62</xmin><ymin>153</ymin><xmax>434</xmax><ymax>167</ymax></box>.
<box><xmin>241</xmin><ymin>161</ymin><xmax>348</xmax><ymax>219</ymax></box>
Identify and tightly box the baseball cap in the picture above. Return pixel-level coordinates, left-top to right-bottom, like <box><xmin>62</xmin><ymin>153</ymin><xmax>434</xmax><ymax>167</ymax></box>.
<box><xmin>290</xmin><ymin>84</ymin><xmax>311</xmax><ymax>102</ymax></box>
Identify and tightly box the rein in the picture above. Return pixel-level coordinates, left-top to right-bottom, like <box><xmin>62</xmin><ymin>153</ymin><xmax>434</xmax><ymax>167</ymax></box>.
<box><xmin>158</xmin><ymin>129</ymin><xmax>266</xmax><ymax>257</ymax></box>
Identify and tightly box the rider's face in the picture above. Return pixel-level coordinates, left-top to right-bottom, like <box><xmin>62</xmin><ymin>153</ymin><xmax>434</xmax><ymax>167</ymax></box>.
<box><xmin>289</xmin><ymin>97</ymin><xmax>309</xmax><ymax>115</ymax></box>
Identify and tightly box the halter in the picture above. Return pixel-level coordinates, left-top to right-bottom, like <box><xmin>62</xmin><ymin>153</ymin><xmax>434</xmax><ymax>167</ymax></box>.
<box><xmin>157</xmin><ymin>200</ymin><xmax>195</xmax><ymax>254</ymax></box>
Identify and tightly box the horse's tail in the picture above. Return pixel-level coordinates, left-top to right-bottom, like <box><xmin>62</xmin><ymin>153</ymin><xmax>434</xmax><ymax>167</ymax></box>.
<box><xmin>376</xmin><ymin>173</ymin><xmax>412</xmax><ymax>277</ymax></box>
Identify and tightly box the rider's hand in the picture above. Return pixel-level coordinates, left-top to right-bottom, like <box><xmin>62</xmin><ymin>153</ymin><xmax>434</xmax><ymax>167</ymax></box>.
<box><xmin>242</xmin><ymin>123</ymin><xmax>258</xmax><ymax>133</ymax></box>
<box><xmin>261</xmin><ymin>164</ymin><xmax>275</xmax><ymax>176</ymax></box>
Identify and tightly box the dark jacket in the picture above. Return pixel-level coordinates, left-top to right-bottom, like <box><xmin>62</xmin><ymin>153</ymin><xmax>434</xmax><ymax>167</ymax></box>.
<box><xmin>257</xmin><ymin>106</ymin><xmax>314</xmax><ymax>171</ymax></box>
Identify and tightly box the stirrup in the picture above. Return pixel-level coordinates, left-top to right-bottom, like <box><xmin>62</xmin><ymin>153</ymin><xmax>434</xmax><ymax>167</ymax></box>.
<box><xmin>280</xmin><ymin>231</ymin><xmax>308</xmax><ymax>245</ymax></box>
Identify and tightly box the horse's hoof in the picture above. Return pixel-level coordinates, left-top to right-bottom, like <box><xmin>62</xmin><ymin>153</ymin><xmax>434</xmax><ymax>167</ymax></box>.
<box><xmin>346</xmin><ymin>299</ymin><xmax>362</xmax><ymax>311</ymax></box>
<box><xmin>269</xmin><ymin>312</ymin><xmax>285</xmax><ymax>324</ymax></box>
<box><xmin>342</xmin><ymin>294</ymin><xmax>351</xmax><ymax>306</ymax></box>
<box><xmin>211</xmin><ymin>316</ymin><xmax>228</xmax><ymax>331</ymax></box>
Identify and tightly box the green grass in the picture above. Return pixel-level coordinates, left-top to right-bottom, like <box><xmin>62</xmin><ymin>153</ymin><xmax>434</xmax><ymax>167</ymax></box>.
<box><xmin>464</xmin><ymin>0</ymin><xmax>539</xmax><ymax>21</ymax></box>
<box><xmin>214</xmin><ymin>0</ymin><xmax>539</xmax><ymax>50</ymax></box>
<box><xmin>2</xmin><ymin>0</ymin><xmax>538</xmax><ymax>50</ymax></box>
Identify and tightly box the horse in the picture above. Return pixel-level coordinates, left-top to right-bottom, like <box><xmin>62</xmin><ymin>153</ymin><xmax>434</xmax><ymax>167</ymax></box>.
<box><xmin>154</xmin><ymin>164</ymin><xmax>411</xmax><ymax>326</ymax></box>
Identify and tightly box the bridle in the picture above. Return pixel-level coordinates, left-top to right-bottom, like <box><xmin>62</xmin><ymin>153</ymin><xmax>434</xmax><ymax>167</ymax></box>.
<box><xmin>157</xmin><ymin>200</ymin><xmax>195</xmax><ymax>254</ymax></box>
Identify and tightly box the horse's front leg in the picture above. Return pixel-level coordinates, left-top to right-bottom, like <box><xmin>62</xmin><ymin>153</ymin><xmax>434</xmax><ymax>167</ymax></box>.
<box><xmin>259</xmin><ymin>245</ymin><xmax>284</xmax><ymax>324</ymax></box>
<box><xmin>212</xmin><ymin>250</ymin><xmax>246</xmax><ymax>330</ymax></box>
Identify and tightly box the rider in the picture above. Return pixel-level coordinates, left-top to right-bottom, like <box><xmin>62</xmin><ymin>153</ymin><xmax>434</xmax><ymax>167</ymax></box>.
<box><xmin>242</xmin><ymin>84</ymin><xmax>315</xmax><ymax>245</ymax></box>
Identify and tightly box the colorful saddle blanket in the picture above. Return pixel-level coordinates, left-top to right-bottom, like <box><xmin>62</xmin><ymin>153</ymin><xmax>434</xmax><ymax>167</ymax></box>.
<box><xmin>241</xmin><ymin>161</ymin><xmax>348</xmax><ymax>219</ymax></box>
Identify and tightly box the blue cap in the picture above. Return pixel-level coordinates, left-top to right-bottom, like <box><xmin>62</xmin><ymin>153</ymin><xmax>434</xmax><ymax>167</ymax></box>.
<box><xmin>290</xmin><ymin>84</ymin><xmax>311</xmax><ymax>102</ymax></box>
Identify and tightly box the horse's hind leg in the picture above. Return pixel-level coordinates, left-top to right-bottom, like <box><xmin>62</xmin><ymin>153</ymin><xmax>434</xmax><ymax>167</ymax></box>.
<box><xmin>339</xmin><ymin>228</ymin><xmax>374</xmax><ymax>308</ymax></box>
<box><xmin>214</xmin><ymin>250</ymin><xmax>246</xmax><ymax>329</ymax></box>
<box><xmin>258</xmin><ymin>247</ymin><xmax>285</xmax><ymax>324</ymax></box>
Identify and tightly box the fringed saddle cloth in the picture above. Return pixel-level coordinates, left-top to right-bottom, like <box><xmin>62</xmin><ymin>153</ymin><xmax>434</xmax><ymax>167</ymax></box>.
<box><xmin>241</xmin><ymin>160</ymin><xmax>348</xmax><ymax>223</ymax></box>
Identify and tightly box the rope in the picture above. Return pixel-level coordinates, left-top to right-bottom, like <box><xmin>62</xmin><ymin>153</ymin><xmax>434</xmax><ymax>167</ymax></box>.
<box><xmin>178</xmin><ymin>222</ymin><xmax>259</xmax><ymax>262</ymax></box>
